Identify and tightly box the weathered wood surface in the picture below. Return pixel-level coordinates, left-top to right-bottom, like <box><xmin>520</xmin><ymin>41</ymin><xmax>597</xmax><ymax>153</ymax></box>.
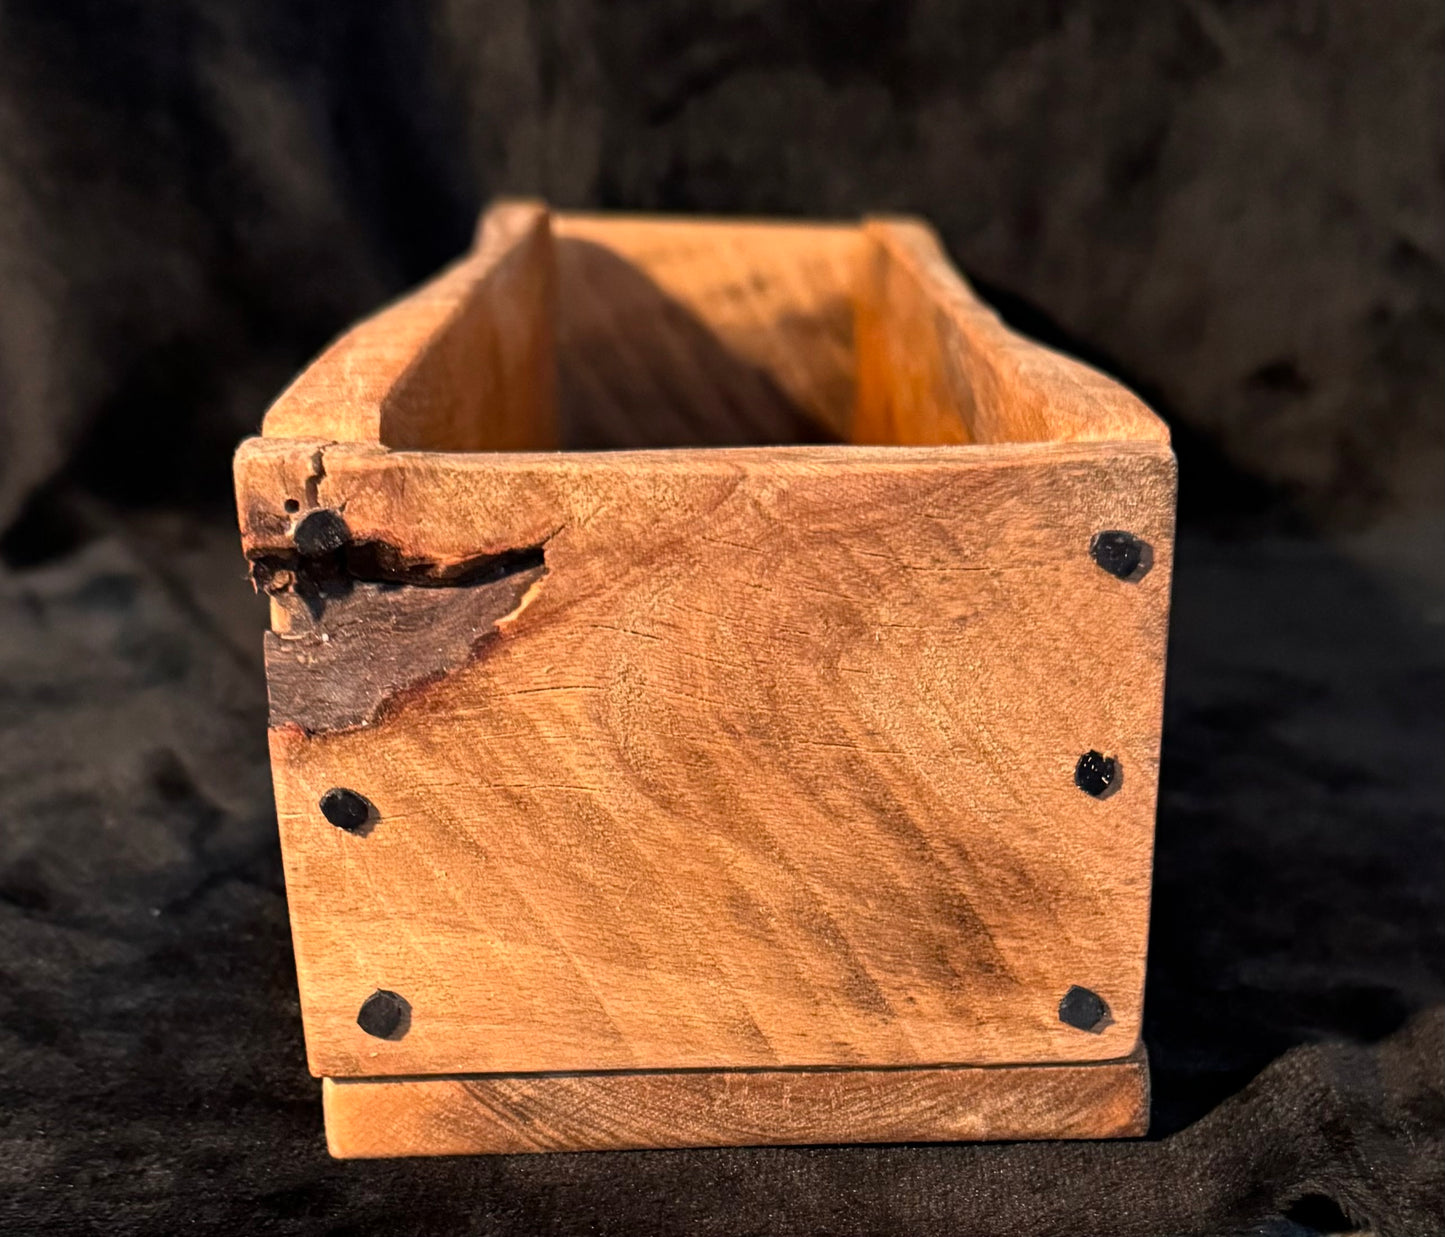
<box><xmin>263</xmin><ymin>567</ymin><xmax>547</xmax><ymax>734</ymax></box>
<box><xmin>551</xmin><ymin>215</ymin><xmax>862</xmax><ymax>447</ymax></box>
<box><xmin>261</xmin><ymin>200</ymin><xmax>557</xmax><ymax>451</ymax></box>
<box><xmin>854</xmin><ymin>218</ymin><xmax>1170</xmax><ymax>448</ymax></box>
<box><xmin>237</xmin><ymin>204</ymin><xmax>1175</xmax><ymax>1147</ymax></box>
<box><xmin>255</xmin><ymin>204</ymin><xmax>1166</xmax><ymax>456</ymax></box>
<box><xmin>323</xmin><ymin>1050</ymin><xmax>1149</xmax><ymax>1157</ymax></box>
<box><xmin>239</xmin><ymin>436</ymin><xmax>1174</xmax><ymax>1079</ymax></box>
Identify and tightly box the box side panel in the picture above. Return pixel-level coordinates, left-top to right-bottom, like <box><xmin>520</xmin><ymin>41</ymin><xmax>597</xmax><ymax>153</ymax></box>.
<box><xmin>261</xmin><ymin>201</ymin><xmax>557</xmax><ymax>451</ymax></box>
<box><xmin>552</xmin><ymin>215</ymin><xmax>862</xmax><ymax>445</ymax></box>
<box><xmin>322</xmin><ymin>1051</ymin><xmax>1149</xmax><ymax>1156</ymax></box>
<box><xmin>256</xmin><ymin>441</ymin><xmax>1174</xmax><ymax>1078</ymax></box>
<box><xmin>856</xmin><ymin>219</ymin><xmax>1171</xmax><ymax>448</ymax></box>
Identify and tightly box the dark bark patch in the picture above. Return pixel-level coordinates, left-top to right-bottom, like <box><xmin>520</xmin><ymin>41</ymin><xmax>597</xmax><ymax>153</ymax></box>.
<box><xmin>264</xmin><ymin>563</ymin><xmax>545</xmax><ymax>734</ymax></box>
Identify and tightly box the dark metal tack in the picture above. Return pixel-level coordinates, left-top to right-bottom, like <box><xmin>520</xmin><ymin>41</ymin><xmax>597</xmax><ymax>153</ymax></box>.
<box><xmin>1074</xmin><ymin>751</ymin><xmax>1119</xmax><ymax>799</ymax></box>
<box><xmin>293</xmin><ymin>508</ymin><xmax>350</xmax><ymax>557</ymax></box>
<box><xmin>1058</xmin><ymin>985</ymin><xmax>1108</xmax><ymax>1033</ymax></box>
<box><xmin>1089</xmin><ymin>530</ymin><xmax>1151</xmax><ymax>581</ymax></box>
<box><xmin>357</xmin><ymin>989</ymin><xmax>410</xmax><ymax>1040</ymax></box>
<box><xmin>319</xmin><ymin>787</ymin><xmax>374</xmax><ymax>834</ymax></box>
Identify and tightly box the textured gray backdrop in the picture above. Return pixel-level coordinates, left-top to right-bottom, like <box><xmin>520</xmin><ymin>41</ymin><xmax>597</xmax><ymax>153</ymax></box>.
<box><xmin>0</xmin><ymin>4</ymin><xmax>1441</xmax><ymax>1235</ymax></box>
<box><xmin>1</xmin><ymin>1</ymin><xmax>1441</xmax><ymax>530</ymax></box>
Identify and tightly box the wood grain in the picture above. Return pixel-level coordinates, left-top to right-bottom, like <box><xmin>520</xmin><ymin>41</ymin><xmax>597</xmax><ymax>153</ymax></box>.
<box><xmin>854</xmin><ymin>218</ymin><xmax>1169</xmax><ymax>447</ymax></box>
<box><xmin>240</xmin><ymin>437</ymin><xmax>1174</xmax><ymax>1079</ymax></box>
<box><xmin>237</xmin><ymin>204</ymin><xmax>1176</xmax><ymax>1149</ymax></box>
<box><xmin>261</xmin><ymin>200</ymin><xmax>557</xmax><ymax>450</ymax></box>
<box><xmin>322</xmin><ymin>1051</ymin><xmax>1149</xmax><ymax>1156</ymax></box>
<box><xmin>263</xmin><ymin>566</ymin><xmax>548</xmax><ymax>734</ymax></box>
<box><xmin>254</xmin><ymin>203</ymin><xmax>1167</xmax><ymax>455</ymax></box>
<box><xmin>553</xmin><ymin>214</ymin><xmax>861</xmax><ymax>447</ymax></box>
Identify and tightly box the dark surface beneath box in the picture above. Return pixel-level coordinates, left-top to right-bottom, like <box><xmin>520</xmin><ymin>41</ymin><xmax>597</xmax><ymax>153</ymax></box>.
<box><xmin>0</xmin><ymin>490</ymin><xmax>1441</xmax><ymax>1237</ymax></box>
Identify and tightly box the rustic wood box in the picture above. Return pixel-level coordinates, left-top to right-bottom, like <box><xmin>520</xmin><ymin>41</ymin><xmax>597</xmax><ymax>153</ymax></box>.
<box><xmin>234</xmin><ymin>201</ymin><xmax>1175</xmax><ymax>1157</ymax></box>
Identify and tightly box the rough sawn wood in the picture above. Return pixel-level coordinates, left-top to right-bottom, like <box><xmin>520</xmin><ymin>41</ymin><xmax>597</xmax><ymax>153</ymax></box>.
<box><xmin>323</xmin><ymin>1050</ymin><xmax>1150</xmax><ymax>1157</ymax></box>
<box><xmin>234</xmin><ymin>201</ymin><xmax>1177</xmax><ymax>1156</ymax></box>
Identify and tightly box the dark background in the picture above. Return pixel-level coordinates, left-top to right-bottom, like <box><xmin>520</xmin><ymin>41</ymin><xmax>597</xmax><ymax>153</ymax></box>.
<box><xmin>0</xmin><ymin>3</ymin><xmax>1441</xmax><ymax>1235</ymax></box>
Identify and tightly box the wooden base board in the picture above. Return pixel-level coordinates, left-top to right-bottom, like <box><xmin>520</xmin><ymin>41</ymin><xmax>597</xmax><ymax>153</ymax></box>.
<box><xmin>322</xmin><ymin>1050</ymin><xmax>1148</xmax><ymax>1157</ymax></box>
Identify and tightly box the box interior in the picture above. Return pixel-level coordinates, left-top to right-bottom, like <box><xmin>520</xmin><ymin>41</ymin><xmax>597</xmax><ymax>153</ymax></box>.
<box><xmin>260</xmin><ymin>205</ymin><xmax>1165</xmax><ymax>455</ymax></box>
<box><xmin>551</xmin><ymin>216</ymin><xmax>865</xmax><ymax>449</ymax></box>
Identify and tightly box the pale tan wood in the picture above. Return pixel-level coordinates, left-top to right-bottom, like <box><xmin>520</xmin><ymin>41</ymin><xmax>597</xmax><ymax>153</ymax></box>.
<box><xmin>260</xmin><ymin>200</ymin><xmax>557</xmax><ymax>450</ymax></box>
<box><xmin>855</xmin><ymin>224</ymin><xmax>977</xmax><ymax>446</ymax></box>
<box><xmin>552</xmin><ymin>214</ymin><xmax>862</xmax><ymax>447</ymax></box>
<box><xmin>854</xmin><ymin>218</ymin><xmax>1169</xmax><ymax>448</ymax></box>
<box><xmin>323</xmin><ymin>1050</ymin><xmax>1149</xmax><ymax>1157</ymax></box>
<box><xmin>237</xmin><ymin>205</ymin><xmax>1177</xmax><ymax>1147</ymax></box>
<box><xmin>255</xmin><ymin>205</ymin><xmax>1167</xmax><ymax>455</ymax></box>
<box><xmin>237</xmin><ymin>436</ymin><xmax>1174</xmax><ymax>1080</ymax></box>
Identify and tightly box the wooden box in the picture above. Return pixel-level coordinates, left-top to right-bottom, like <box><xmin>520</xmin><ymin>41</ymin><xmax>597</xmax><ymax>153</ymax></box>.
<box><xmin>234</xmin><ymin>202</ymin><xmax>1175</xmax><ymax>1157</ymax></box>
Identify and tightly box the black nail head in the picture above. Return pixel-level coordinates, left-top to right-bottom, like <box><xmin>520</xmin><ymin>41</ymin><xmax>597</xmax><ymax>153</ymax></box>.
<box><xmin>319</xmin><ymin>787</ymin><xmax>374</xmax><ymax>834</ymax></box>
<box><xmin>1090</xmin><ymin>530</ymin><xmax>1151</xmax><ymax>581</ymax></box>
<box><xmin>1074</xmin><ymin>750</ymin><xmax>1119</xmax><ymax>799</ymax></box>
<box><xmin>293</xmin><ymin>508</ymin><xmax>349</xmax><ymax>557</ymax></box>
<box><xmin>357</xmin><ymin>989</ymin><xmax>410</xmax><ymax>1040</ymax></box>
<box><xmin>1059</xmin><ymin>985</ymin><xmax>1108</xmax><ymax>1033</ymax></box>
